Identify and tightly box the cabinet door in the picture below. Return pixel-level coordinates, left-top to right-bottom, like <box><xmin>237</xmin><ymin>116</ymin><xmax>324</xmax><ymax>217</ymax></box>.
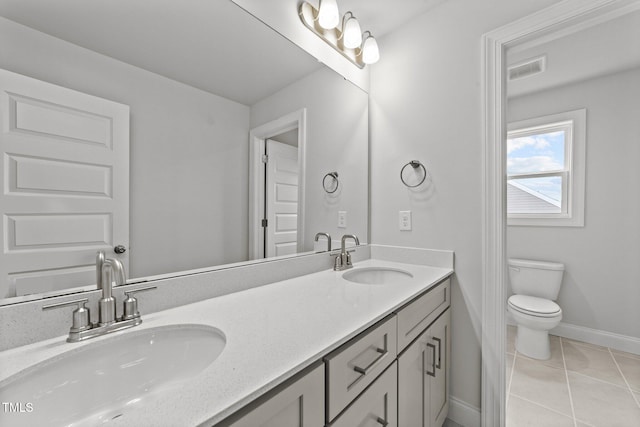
<box><xmin>428</xmin><ymin>309</ymin><xmax>450</xmax><ymax>427</ymax></box>
<box><xmin>227</xmin><ymin>364</ymin><xmax>324</xmax><ymax>427</ymax></box>
<box><xmin>330</xmin><ymin>362</ymin><xmax>397</xmax><ymax>427</ymax></box>
<box><xmin>398</xmin><ymin>329</ymin><xmax>430</xmax><ymax>426</ymax></box>
<box><xmin>398</xmin><ymin>308</ymin><xmax>450</xmax><ymax>427</ymax></box>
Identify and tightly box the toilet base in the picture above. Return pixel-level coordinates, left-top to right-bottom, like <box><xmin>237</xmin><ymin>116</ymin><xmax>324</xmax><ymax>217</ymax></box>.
<box><xmin>515</xmin><ymin>325</ymin><xmax>551</xmax><ymax>360</ymax></box>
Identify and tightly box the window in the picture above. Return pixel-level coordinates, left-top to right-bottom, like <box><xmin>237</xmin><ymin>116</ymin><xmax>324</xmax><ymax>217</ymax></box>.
<box><xmin>506</xmin><ymin>109</ymin><xmax>586</xmax><ymax>227</ymax></box>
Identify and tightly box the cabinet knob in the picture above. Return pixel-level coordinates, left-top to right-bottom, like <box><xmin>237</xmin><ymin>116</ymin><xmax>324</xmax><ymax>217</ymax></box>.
<box><xmin>114</xmin><ymin>245</ymin><xmax>127</xmax><ymax>254</ymax></box>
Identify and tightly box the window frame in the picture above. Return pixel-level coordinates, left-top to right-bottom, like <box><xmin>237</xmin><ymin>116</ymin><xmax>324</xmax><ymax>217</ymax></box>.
<box><xmin>506</xmin><ymin>109</ymin><xmax>586</xmax><ymax>227</ymax></box>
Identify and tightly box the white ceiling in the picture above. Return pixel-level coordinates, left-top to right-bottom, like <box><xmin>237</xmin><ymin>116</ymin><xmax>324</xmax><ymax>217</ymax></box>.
<box><xmin>0</xmin><ymin>0</ymin><xmax>446</xmax><ymax>105</ymax></box>
<box><xmin>507</xmin><ymin>9</ymin><xmax>640</xmax><ymax>97</ymax></box>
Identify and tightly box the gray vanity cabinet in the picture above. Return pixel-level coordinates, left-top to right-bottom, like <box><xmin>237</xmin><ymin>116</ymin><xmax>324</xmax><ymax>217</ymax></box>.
<box><xmin>398</xmin><ymin>308</ymin><xmax>451</xmax><ymax>427</ymax></box>
<box><xmin>224</xmin><ymin>363</ymin><xmax>324</xmax><ymax>427</ymax></box>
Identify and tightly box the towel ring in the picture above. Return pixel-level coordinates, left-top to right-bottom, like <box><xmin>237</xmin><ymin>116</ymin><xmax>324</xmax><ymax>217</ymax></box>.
<box><xmin>400</xmin><ymin>160</ymin><xmax>427</xmax><ymax>188</ymax></box>
<box><xmin>323</xmin><ymin>172</ymin><xmax>339</xmax><ymax>193</ymax></box>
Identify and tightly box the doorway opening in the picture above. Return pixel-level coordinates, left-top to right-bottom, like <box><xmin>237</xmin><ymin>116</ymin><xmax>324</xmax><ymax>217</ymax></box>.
<box><xmin>249</xmin><ymin>109</ymin><xmax>307</xmax><ymax>260</ymax></box>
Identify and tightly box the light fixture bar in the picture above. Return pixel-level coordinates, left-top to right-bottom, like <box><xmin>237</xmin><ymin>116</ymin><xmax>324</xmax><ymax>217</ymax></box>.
<box><xmin>298</xmin><ymin>1</ymin><xmax>366</xmax><ymax>69</ymax></box>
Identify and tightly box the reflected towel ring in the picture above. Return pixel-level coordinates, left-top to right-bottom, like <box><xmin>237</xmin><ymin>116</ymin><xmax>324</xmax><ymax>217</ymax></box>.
<box><xmin>400</xmin><ymin>160</ymin><xmax>427</xmax><ymax>188</ymax></box>
<box><xmin>323</xmin><ymin>172</ymin><xmax>339</xmax><ymax>193</ymax></box>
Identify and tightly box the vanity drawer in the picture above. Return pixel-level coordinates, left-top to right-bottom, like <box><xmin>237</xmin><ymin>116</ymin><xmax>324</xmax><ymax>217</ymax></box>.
<box><xmin>396</xmin><ymin>278</ymin><xmax>450</xmax><ymax>351</ymax></box>
<box><xmin>325</xmin><ymin>315</ymin><xmax>397</xmax><ymax>422</ymax></box>
<box><xmin>328</xmin><ymin>361</ymin><xmax>397</xmax><ymax>427</ymax></box>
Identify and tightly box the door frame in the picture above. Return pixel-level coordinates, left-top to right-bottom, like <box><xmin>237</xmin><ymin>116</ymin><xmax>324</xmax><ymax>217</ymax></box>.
<box><xmin>249</xmin><ymin>109</ymin><xmax>307</xmax><ymax>260</ymax></box>
<box><xmin>480</xmin><ymin>0</ymin><xmax>640</xmax><ymax>426</ymax></box>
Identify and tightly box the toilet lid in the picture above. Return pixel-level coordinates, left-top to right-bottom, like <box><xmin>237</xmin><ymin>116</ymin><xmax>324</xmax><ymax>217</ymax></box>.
<box><xmin>508</xmin><ymin>295</ymin><xmax>561</xmax><ymax>317</ymax></box>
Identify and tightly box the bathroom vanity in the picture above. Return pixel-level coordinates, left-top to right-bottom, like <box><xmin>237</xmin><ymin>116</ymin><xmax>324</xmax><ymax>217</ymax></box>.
<box><xmin>0</xmin><ymin>249</ymin><xmax>453</xmax><ymax>427</ymax></box>
<box><xmin>224</xmin><ymin>276</ymin><xmax>451</xmax><ymax>427</ymax></box>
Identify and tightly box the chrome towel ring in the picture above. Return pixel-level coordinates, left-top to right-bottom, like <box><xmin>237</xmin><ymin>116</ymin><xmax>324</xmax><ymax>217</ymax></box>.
<box><xmin>323</xmin><ymin>171</ymin><xmax>339</xmax><ymax>193</ymax></box>
<box><xmin>400</xmin><ymin>160</ymin><xmax>427</xmax><ymax>188</ymax></box>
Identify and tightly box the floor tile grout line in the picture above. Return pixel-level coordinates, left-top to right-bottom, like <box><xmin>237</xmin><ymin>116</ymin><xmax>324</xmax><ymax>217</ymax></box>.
<box><xmin>568</xmin><ymin>368</ymin><xmax>634</xmax><ymax>389</ymax></box>
<box><xmin>508</xmin><ymin>391</ymin><xmax>576</xmax><ymax>421</ymax></box>
<box><xmin>609</xmin><ymin>346</ymin><xmax>640</xmax><ymax>409</ymax></box>
<box><xmin>506</xmin><ymin>350</ymin><xmax>517</xmax><ymax>409</ymax></box>
<box><xmin>559</xmin><ymin>337</ymin><xmax>578</xmax><ymax>427</ymax></box>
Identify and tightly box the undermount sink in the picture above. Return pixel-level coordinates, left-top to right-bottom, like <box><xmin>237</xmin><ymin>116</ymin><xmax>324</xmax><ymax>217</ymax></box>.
<box><xmin>0</xmin><ymin>324</ymin><xmax>225</xmax><ymax>427</ymax></box>
<box><xmin>342</xmin><ymin>267</ymin><xmax>414</xmax><ymax>285</ymax></box>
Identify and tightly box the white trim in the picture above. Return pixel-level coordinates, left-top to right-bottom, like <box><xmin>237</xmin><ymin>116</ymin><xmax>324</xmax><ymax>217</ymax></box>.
<box><xmin>448</xmin><ymin>396</ymin><xmax>481</xmax><ymax>427</ymax></box>
<box><xmin>249</xmin><ymin>109</ymin><xmax>307</xmax><ymax>260</ymax></box>
<box><xmin>507</xmin><ymin>313</ymin><xmax>640</xmax><ymax>355</ymax></box>
<box><xmin>481</xmin><ymin>1</ymin><xmax>640</xmax><ymax>426</ymax></box>
<box><xmin>552</xmin><ymin>322</ymin><xmax>640</xmax><ymax>355</ymax></box>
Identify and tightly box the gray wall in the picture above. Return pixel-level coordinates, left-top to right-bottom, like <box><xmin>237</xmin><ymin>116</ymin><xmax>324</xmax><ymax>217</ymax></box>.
<box><xmin>0</xmin><ymin>17</ymin><xmax>251</xmax><ymax>279</ymax></box>
<box><xmin>369</xmin><ymin>0</ymin><xmax>561</xmax><ymax>411</ymax></box>
<box><xmin>507</xmin><ymin>68</ymin><xmax>640</xmax><ymax>339</ymax></box>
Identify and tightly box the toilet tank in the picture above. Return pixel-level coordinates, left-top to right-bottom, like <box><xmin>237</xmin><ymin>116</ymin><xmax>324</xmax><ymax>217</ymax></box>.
<box><xmin>508</xmin><ymin>258</ymin><xmax>565</xmax><ymax>300</ymax></box>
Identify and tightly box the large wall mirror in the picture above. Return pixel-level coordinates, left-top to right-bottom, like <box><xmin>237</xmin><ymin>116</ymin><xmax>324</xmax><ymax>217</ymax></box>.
<box><xmin>0</xmin><ymin>0</ymin><xmax>369</xmax><ymax>305</ymax></box>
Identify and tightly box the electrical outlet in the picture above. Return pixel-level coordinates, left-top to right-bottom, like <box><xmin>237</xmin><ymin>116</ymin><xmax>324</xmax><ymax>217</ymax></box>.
<box><xmin>338</xmin><ymin>211</ymin><xmax>347</xmax><ymax>228</ymax></box>
<box><xmin>399</xmin><ymin>210</ymin><xmax>412</xmax><ymax>231</ymax></box>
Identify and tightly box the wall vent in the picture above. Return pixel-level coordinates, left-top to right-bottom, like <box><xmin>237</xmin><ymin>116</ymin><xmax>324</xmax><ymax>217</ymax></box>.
<box><xmin>508</xmin><ymin>55</ymin><xmax>546</xmax><ymax>80</ymax></box>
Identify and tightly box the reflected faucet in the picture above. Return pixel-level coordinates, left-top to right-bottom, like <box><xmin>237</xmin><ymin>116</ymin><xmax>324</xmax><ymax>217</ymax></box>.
<box><xmin>334</xmin><ymin>234</ymin><xmax>359</xmax><ymax>271</ymax></box>
<box><xmin>314</xmin><ymin>232</ymin><xmax>332</xmax><ymax>252</ymax></box>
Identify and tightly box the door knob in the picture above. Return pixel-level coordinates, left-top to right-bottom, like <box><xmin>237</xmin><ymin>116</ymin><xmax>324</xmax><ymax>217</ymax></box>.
<box><xmin>114</xmin><ymin>245</ymin><xmax>127</xmax><ymax>254</ymax></box>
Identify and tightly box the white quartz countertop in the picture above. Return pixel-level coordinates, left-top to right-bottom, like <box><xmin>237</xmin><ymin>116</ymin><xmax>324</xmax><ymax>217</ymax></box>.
<box><xmin>0</xmin><ymin>258</ymin><xmax>452</xmax><ymax>426</ymax></box>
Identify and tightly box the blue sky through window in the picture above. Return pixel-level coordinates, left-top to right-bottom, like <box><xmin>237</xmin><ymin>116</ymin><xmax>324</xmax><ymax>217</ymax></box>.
<box><xmin>507</xmin><ymin>130</ymin><xmax>565</xmax><ymax>202</ymax></box>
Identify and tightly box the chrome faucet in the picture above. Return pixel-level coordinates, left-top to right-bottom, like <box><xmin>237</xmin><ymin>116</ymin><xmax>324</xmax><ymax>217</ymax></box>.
<box><xmin>42</xmin><ymin>250</ymin><xmax>155</xmax><ymax>342</ymax></box>
<box><xmin>334</xmin><ymin>234</ymin><xmax>360</xmax><ymax>271</ymax></box>
<box><xmin>314</xmin><ymin>232</ymin><xmax>332</xmax><ymax>252</ymax></box>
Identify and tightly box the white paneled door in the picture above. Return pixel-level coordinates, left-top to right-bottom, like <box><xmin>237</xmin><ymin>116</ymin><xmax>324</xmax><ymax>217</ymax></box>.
<box><xmin>0</xmin><ymin>69</ymin><xmax>129</xmax><ymax>299</ymax></box>
<box><xmin>265</xmin><ymin>140</ymin><xmax>298</xmax><ymax>258</ymax></box>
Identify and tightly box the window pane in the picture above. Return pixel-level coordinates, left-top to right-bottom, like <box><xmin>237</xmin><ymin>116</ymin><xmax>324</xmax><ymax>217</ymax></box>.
<box><xmin>507</xmin><ymin>176</ymin><xmax>562</xmax><ymax>214</ymax></box>
<box><xmin>507</xmin><ymin>130</ymin><xmax>565</xmax><ymax>175</ymax></box>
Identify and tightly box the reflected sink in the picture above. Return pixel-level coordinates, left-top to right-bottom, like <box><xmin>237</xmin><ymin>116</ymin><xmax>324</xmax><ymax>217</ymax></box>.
<box><xmin>342</xmin><ymin>267</ymin><xmax>414</xmax><ymax>285</ymax></box>
<box><xmin>0</xmin><ymin>324</ymin><xmax>225</xmax><ymax>427</ymax></box>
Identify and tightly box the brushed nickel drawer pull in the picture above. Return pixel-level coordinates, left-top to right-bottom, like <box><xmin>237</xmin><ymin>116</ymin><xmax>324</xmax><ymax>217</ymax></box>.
<box><xmin>426</xmin><ymin>342</ymin><xmax>436</xmax><ymax>377</ymax></box>
<box><xmin>433</xmin><ymin>336</ymin><xmax>442</xmax><ymax>369</ymax></box>
<box><xmin>376</xmin><ymin>416</ymin><xmax>389</xmax><ymax>426</ymax></box>
<box><xmin>353</xmin><ymin>347</ymin><xmax>388</xmax><ymax>376</ymax></box>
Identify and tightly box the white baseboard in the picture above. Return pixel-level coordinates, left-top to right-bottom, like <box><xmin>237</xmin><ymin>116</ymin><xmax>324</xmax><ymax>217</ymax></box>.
<box><xmin>506</xmin><ymin>312</ymin><xmax>640</xmax><ymax>355</ymax></box>
<box><xmin>448</xmin><ymin>396</ymin><xmax>481</xmax><ymax>427</ymax></box>
<box><xmin>552</xmin><ymin>322</ymin><xmax>640</xmax><ymax>354</ymax></box>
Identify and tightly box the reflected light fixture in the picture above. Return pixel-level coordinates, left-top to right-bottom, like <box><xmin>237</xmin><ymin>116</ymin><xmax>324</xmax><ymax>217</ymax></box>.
<box><xmin>299</xmin><ymin>1</ymin><xmax>380</xmax><ymax>68</ymax></box>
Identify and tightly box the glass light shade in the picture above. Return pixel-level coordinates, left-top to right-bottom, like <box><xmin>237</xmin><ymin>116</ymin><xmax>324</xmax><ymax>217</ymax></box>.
<box><xmin>362</xmin><ymin>35</ymin><xmax>380</xmax><ymax>64</ymax></box>
<box><xmin>318</xmin><ymin>0</ymin><xmax>340</xmax><ymax>30</ymax></box>
<box><xmin>343</xmin><ymin>16</ymin><xmax>362</xmax><ymax>49</ymax></box>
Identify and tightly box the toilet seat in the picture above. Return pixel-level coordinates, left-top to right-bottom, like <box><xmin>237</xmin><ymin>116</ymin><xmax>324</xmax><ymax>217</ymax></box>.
<box><xmin>508</xmin><ymin>295</ymin><xmax>561</xmax><ymax>318</ymax></box>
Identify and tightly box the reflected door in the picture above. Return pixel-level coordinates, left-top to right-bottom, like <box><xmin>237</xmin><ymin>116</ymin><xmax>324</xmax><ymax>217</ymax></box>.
<box><xmin>0</xmin><ymin>69</ymin><xmax>129</xmax><ymax>298</ymax></box>
<box><xmin>264</xmin><ymin>139</ymin><xmax>298</xmax><ymax>257</ymax></box>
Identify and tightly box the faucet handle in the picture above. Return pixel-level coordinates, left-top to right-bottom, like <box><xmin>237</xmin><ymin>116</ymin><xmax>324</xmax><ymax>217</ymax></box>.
<box><xmin>122</xmin><ymin>286</ymin><xmax>157</xmax><ymax>321</ymax></box>
<box><xmin>43</xmin><ymin>298</ymin><xmax>92</xmax><ymax>332</ymax></box>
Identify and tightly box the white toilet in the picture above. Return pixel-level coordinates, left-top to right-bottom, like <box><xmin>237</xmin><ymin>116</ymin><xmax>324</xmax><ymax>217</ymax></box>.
<box><xmin>507</xmin><ymin>258</ymin><xmax>564</xmax><ymax>360</ymax></box>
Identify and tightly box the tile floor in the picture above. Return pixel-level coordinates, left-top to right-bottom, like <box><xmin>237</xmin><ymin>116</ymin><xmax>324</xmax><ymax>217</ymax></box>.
<box><xmin>506</xmin><ymin>325</ymin><xmax>640</xmax><ymax>427</ymax></box>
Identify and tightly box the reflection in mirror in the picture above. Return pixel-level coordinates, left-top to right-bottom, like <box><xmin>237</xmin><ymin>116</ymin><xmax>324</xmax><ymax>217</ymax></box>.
<box><xmin>0</xmin><ymin>0</ymin><xmax>369</xmax><ymax>305</ymax></box>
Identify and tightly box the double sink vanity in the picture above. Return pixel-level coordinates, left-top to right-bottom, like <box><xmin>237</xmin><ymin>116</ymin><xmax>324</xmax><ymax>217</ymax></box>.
<box><xmin>0</xmin><ymin>246</ymin><xmax>453</xmax><ymax>427</ymax></box>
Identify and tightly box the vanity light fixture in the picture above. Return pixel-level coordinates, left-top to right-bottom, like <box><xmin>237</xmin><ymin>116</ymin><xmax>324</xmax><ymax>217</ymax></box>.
<box><xmin>299</xmin><ymin>1</ymin><xmax>380</xmax><ymax>68</ymax></box>
<box><xmin>361</xmin><ymin>31</ymin><xmax>380</xmax><ymax>64</ymax></box>
<box><xmin>342</xmin><ymin>12</ymin><xmax>362</xmax><ymax>49</ymax></box>
<box><xmin>318</xmin><ymin>0</ymin><xmax>340</xmax><ymax>29</ymax></box>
